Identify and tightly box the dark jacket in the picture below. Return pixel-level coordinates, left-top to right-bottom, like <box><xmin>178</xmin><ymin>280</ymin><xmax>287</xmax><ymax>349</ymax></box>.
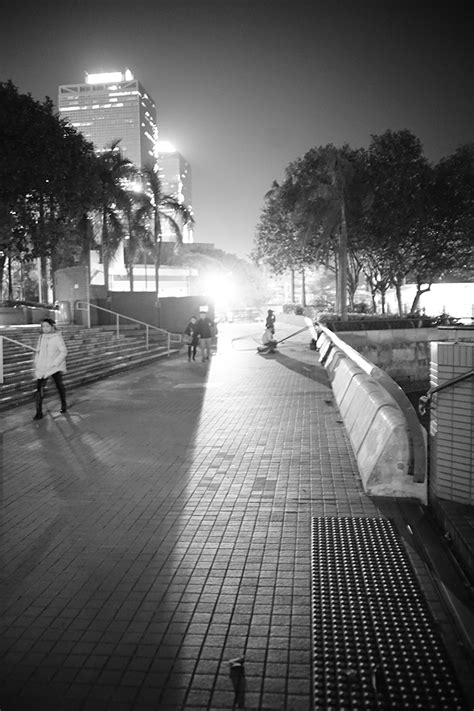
<box><xmin>195</xmin><ymin>317</ymin><xmax>214</xmax><ymax>339</ymax></box>
<box><xmin>265</xmin><ymin>312</ymin><xmax>276</xmax><ymax>332</ymax></box>
<box><xmin>184</xmin><ymin>322</ymin><xmax>199</xmax><ymax>346</ymax></box>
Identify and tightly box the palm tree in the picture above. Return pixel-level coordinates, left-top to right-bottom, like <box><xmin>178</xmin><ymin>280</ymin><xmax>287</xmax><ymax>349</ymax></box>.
<box><xmin>93</xmin><ymin>140</ymin><xmax>135</xmax><ymax>291</ymax></box>
<box><xmin>121</xmin><ymin>192</ymin><xmax>149</xmax><ymax>292</ymax></box>
<box><xmin>136</xmin><ymin>165</ymin><xmax>194</xmax><ymax>303</ymax></box>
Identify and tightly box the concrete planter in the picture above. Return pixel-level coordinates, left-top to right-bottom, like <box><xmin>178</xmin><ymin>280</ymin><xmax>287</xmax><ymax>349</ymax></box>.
<box><xmin>0</xmin><ymin>306</ymin><xmax>57</xmax><ymax>326</ymax></box>
<box><xmin>0</xmin><ymin>307</ymin><xmax>26</xmax><ymax>326</ymax></box>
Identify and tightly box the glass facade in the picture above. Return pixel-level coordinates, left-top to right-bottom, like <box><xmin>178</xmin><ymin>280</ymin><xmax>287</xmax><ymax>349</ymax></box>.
<box><xmin>158</xmin><ymin>151</ymin><xmax>192</xmax><ymax>206</ymax></box>
<box><xmin>58</xmin><ymin>71</ymin><xmax>194</xmax><ymax>270</ymax></box>
<box><xmin>58</xmin><ymin>75</ymin><xmax>158</xmax><ymax>169</ymax></box>
<box><xmin>158</xmin><ymin>151</ymin><xmax>194</xmax><ymax>243</ymax></box>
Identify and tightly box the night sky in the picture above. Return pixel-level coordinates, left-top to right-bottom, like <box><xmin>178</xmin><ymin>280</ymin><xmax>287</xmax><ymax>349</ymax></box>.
<box><xmin>1</xmin><ymin>0</ymin><xmax>472</xmax><ymax>257</ymax></box>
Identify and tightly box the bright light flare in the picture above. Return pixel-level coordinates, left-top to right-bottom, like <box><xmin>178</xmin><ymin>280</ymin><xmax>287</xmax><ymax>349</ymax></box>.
<box><xmin>126</xmin><ymin>179</ymin><xmax>144</xmax><ymax>193</ymax></box>
<box><xmin>204</xmin><ymin>272</ymin><xmax>237</xmax><ymax>313</ymax></box>
<box><xmin>157</xmin><ymin>140</ymin><xmax>177</xmax><ymax>153</ymax></box>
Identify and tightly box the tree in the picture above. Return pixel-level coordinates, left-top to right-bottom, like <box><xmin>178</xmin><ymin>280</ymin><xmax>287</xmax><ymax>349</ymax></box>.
<box><xmin>255</xmin><ymin>180</ymin><xmax>314</xmax><ymax>303</ymax></box>
<box><xmin>254</xmin><ymin>146</ymin><xmax>370</xmax><ymax>314</ymax></box>
<box><xmin>279</xmin><ymin>145</ymin><xmax>367</xmax><ymax>317</ymax></box>
<box><xmin>121</xmin><ymin>193</ymin><xmax>149</xmax><ymax>292</ymax></box>
<box><xmin>255</xmin><ymin>130</ymin><xmax>473</xmax><ymax>317</ymax></box>
<box><xmin>406</xmin><ymin>143</ymin><xmax>474</xmax><ymax>313</ymax></box>
<box><xmin>91</xmin><ymin>140</ymin><xmax>135</xmax><ymax>291</ymax></box>
<box><xmin>0</xmin><ymin>80</ymin><xmax>99</xmax><ymax>299</ymax></box>
<box><xmin>361</xmin><ymin>130</ymin><xmax>431</xmax><ymax>314</ymax></box>
<box><xmin>361</xmin><ymin>132</ymin><xmax>473</xmax><ymax>315</ymax></box>
<box><xmin>252</xmin><ymin>181</ymin><xmax>304</xmax><ymax>300</ymax></box>
<box><xmin>135</xmin><ymin>165</ymin><xmax>194</xmax><ymax>302</ymax></box>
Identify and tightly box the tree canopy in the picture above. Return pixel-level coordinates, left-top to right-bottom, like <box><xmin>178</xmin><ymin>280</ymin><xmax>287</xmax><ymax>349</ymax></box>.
<box><xmin>0</xmin><ymin>82</ymin><xmax>195</xmax><ymax>301</ymax></box>
<box><xmin>253</xmin><ymin>129</ymin><xmax>473</xmax><ymax>314</ymax></box>
<box><xmin>0</xmin><ymin>80</ymin><xmax>101</xmax><ymax>296</ymax></box>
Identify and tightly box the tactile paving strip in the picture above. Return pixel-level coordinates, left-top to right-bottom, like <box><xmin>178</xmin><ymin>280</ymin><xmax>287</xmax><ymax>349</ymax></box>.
<box><xmin>311</xmin><ymin>517</ymin><xmax>467</xmax><ymax>710</ymax></box>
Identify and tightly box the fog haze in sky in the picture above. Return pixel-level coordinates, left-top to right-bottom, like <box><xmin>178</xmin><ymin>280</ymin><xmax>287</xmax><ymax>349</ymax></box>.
<box><xmin>1</xmin><ymin>0</ymin><xmax>472</xmax><ymax>257</ymax></box>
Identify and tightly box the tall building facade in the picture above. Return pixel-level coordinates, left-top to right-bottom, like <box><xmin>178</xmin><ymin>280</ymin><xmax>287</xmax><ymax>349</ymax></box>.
<box><xmin>58</xmin><ymin>69</ymin><xmax>158</xmax><ymax>168</ymax></box>
<box><xmin>157</xmin><ymin>141</ymin><xmax>194</xmax><ymax>244</ymax></box>
<box><xmin>57</xmin><ymin>71</ymin><xmax>195</xmax><ymax>293</ymax></box>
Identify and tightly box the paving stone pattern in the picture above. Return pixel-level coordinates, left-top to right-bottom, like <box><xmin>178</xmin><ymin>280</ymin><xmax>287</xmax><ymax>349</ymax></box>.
<box><xmin>0</xmin><ymin>323</ymin><xmax>467</xmax><ymax>710</ymax></box>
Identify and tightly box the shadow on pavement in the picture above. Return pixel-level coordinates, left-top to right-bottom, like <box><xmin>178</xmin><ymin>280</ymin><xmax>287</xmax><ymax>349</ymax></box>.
<box><xmin>269</xmin><ymin>350</ymin><xmax>331</xmax><ymax>387</ymax></box>
<box><xmin>0</xmin><ymin>355</ymin><xmax>212</xmax><ymax>710</ymax></box>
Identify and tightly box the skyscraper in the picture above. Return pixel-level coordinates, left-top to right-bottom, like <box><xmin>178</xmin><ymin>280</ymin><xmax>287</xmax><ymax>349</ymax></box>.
<box><xmin>58</xmin><ymin>69</ymin><xmax>158</xmax><ymax>168</ymax></box>
<box><xmin>157</xmin><ymin>141</ymin><xmax>194</xmax><ymax>244</ymax></box>
<box><xmin>57</xmin><ymin>71</ymin><xmax>195</xmax><ymax>293</ymax></box>
<box><xmin>157</xmin><ymin>141</ymin><xmax>192</xmax><ymax>206</ymax></box>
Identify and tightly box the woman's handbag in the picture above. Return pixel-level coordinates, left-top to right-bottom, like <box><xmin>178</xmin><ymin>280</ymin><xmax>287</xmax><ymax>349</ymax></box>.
<box><xmin>183</xmin><ymin>333</ymin><xmax>192</xmax><ymax>345</ymax></box>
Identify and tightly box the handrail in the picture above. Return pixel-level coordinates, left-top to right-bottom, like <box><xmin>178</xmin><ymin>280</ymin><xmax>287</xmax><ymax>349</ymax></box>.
<box><xmin>306</xmin><ymin>318</ymin><xmax>427</xmax><ymax>483</ymax></box>
<box><xmin>0</xmin><ymin>335</ymin><xmax>36</xmax><ymax>385</ymax></box>
<box><xmin>0</xmin><ymin>335</ymin><xmax>36</xmax><ymax>351</ymax></box>
<box><xmin>75</xmin><ymin>301</ymin><xmax>182</xmax><ymax>356</ymax></box>
<box><xmin>419</xmin><ymin>370</ymin><xmax>474</xmax><ymax>416</ymax></box>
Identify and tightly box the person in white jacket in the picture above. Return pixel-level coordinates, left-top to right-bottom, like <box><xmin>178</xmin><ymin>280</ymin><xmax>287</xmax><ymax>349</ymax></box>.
<box><xmin>33</xmin><ymin>318</ymin><xmax>67</xmax><ymax>420</ymax></box>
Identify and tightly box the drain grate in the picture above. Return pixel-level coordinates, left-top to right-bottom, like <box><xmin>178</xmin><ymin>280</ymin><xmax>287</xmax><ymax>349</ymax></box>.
<box><xmin>311</xmin><ymin>517</ymin><xmax>466</xmax><ymax>709</ymax></box>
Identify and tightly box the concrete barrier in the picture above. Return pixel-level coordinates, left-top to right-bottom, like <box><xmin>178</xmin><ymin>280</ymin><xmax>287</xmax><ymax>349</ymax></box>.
<box><xmin>309</xmin><ymin>319</ymin><xmax>427</xmax><ymax>501</ymax></box>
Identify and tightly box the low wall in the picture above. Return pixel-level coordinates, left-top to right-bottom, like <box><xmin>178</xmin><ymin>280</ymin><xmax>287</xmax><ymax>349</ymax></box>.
<box><xmin>310</xmin><ymin>320</ymin><xmax>427</xmax><ymax>501</ymax></box>
<box><xmin>338</xmin><ymin>327</ymin><xmax>474</xmax><ymax>391</ymax></box>
<box><xmin>0</xmin><ymin>307</ymin><xmax>25</xmax><ymax>326</ymax></box>
<box><xmin>91</xmin><ymin>293</ymin><xmax>215</xmax><ymax>334</ymax></box>
<box><xmin>0</xmin><ymin>306</ymin><xmax>57</xmax><ymax>326</ymax></box>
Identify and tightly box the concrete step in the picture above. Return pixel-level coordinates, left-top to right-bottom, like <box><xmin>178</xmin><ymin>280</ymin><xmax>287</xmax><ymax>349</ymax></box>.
<box><xmin>2</xmin><ymin>341</ymin><xmax>170</xmax><ymax>386</ymax></box>
<box><xmin>1</xmin><ymin>334</ymin><xmax>168</xmax><ymax>368</ymax></box>
<box><xmin>3</xmin><ymin>333</ymin><xmax>167</xmax><ymax>365</ymax></box>
<box><xmin>0</xmin><ymin>326</ymin><xmax>181</xmax><ymax>411</ymax></box>
<box><xmin>2</xmin><ymin>336</ymin><xmax>173</xmax><ymax>377</ymax></box>
<box><xmin>0</xmin><ymin>346</ymin><xmax>180</xmax><ymax>411</ymax></box>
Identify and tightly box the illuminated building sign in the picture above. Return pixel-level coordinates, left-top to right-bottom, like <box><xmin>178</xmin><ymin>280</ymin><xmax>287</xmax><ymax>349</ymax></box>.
<box><xmin>85</xmin><ymin>69</ymin><xmax>134</xmax><ymax>85</ymax></box>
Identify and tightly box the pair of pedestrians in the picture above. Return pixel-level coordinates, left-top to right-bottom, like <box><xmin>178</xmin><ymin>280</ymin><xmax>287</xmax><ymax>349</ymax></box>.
<box><xmin>184</xmin><ymin>311</ymin><xmax>215</xmax><ymax>362</ymax></box>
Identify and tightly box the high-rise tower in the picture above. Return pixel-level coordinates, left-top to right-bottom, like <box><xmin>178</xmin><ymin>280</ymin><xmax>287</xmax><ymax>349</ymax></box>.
<box><xmin>157</xmin><ymin>141</ymin><xmax>194</xmax><ymax>244</ymax></box>
<box><xmin>58</xmin><ymin>69</ymin><xmax>158</xmax><ymax>168</ymax></box>
<box><xmin>57</xmin><ymin>71</ymin><xmax>196</xmax><ymax>294</ymax></box>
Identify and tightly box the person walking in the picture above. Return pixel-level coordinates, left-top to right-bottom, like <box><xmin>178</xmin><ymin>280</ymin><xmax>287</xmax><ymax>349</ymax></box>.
<box><xmin>184</xmin><ymin>316</ymin><xmax>199</xmax><ymax>361</ymax></box>
<box><xmin>194</xmin><ymin>311</ymin><xmax>215</xmax><ymax>362</ymax></box>
<box><xmin>33</xmin><ymin>318</ymin><xmax>67</xmax><ymax>420</ymax></box>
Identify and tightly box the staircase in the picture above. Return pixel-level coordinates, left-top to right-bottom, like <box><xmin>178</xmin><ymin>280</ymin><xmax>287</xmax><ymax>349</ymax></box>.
<box><xmin>0</xmin><ymin>324</ymin><xmax>181</xmax><ymax>412</ymax></box>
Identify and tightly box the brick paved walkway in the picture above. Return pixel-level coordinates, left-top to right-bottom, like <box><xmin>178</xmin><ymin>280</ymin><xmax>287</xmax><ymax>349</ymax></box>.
<box><xmin>0</xmin><ymin>320</ymin><xmax>471</xmax><ymax>710</ymax></box>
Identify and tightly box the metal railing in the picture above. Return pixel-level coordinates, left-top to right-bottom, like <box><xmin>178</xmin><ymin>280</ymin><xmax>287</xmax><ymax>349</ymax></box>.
<box><xmin>75</xmin><ymin>301</ymin><xmax>182</xmax><ymax>356</ymax></box>
<box><xmin>0</xmin><ymin>336</ymin><xmax>36</xmax><ymax>385</ymax></box>
<box><xmin>419</xmin><ymin>369</ymin><xmax>474</xmax><ymax>416</ymax></box>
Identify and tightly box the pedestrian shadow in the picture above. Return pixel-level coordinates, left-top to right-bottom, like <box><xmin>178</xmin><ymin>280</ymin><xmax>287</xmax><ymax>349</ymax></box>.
<box><xmin>270</xmin><ymin>350</ymin><xmax>332</xmax><ymax>387</ymax></box>
<box><xmin>0</xmin><ymin>359</ymin><xmax>212</xmax><ymax>710</ymax></box>
<box><xmin>229</xmin><ymin>658</ymin><xmax>246</xmax><ymax>708</ymax></box>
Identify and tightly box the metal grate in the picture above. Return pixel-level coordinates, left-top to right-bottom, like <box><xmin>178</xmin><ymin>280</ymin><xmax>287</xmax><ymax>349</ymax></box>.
<box><xmin>311</xmin><ymin>517</ymin><xmax>467</xmax><ymax>710</ymax></box>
